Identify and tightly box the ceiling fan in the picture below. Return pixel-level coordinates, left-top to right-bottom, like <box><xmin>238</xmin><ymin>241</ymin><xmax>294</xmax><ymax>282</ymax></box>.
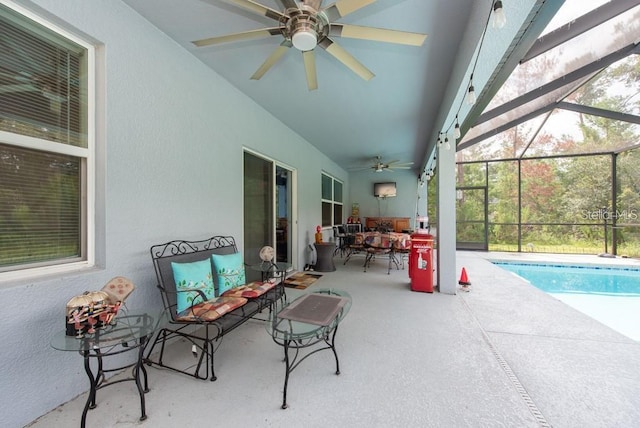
<box><xmin>351</xmin><ymin>156</ymin><xmax>414</xmax><ymax>173</ymax></box>
<box><xmin>192</xmin><ymin>0</ymin><xmax>427</xmax><ymax>90</ymax></box>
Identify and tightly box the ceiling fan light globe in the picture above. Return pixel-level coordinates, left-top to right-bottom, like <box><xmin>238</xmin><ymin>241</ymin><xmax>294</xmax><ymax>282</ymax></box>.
<box><xmin>292</xmin><ymin>30</ymin><xmax>317</xmax><ymax>51</ymax></box>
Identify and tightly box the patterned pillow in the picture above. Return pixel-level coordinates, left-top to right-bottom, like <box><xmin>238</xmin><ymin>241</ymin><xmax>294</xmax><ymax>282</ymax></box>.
<box><xmin>211</xmin><ymin>252</ymin><xmax>246</xmax><ymax>294</ymax></box>
<box><xmin>171</xmin><ymin>259</ymin><xmax>215</xmax><ymax>314</ymax></box>
<box><xmin>175</xmin><ymin>296</ymin><xmax>248</xmax><ymax>321</ymax></box>
<box><xmin>101</xmin><ymin>276</ymin><xmax>135</xmax><ymax>304</ymax></box>
<box><xmin>221</xmin><ymin>281</ymin><xmax>276</xmax><ymax>299</ymax></box>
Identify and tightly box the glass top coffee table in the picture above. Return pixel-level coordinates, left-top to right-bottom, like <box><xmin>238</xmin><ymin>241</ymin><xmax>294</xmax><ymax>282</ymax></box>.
<box><xmin>266</xmin><ymin>288</ymin><xmax>351</xmax><ymax>409</ymax></box>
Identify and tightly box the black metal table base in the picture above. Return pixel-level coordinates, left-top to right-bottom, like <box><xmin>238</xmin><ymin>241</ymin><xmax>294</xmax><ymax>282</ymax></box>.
<box><xmin>80</xmin><ymin>337</ymin><xmax>149</xmax><ymax>428</ymax></box>
<box><xmin>280</xmin><ymin>326</ymin><xmax>341</xmax><ymax>409</ymax></box>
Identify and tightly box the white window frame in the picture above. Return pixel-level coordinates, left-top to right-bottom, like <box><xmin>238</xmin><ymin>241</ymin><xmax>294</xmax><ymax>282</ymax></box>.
<box><xmin>0</xmin><ymin>1</ymin><xmax>96</xmax><ymax>283</ymax></box>
<box><xmin>321</xmin><ymin>172</ymin><xmax>343</xmax><ymax>228</ymax></box>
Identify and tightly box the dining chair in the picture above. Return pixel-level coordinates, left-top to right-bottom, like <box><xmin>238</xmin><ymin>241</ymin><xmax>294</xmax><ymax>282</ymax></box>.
<box><xmin>363</xmin><ymin>233</ymin><xmax>397</xmax><ymax>274</ymax></box>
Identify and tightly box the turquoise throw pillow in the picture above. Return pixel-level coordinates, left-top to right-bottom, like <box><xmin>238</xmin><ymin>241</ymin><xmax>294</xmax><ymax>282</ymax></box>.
<box><xmin>211</xmin><ymin>252</ymin><xmax>246</xmax><ymax>294</ymax></box>
<box><xmin>171</xmin><ymin>259</ymin><xmax>215</xmax><ymax>314</ymax></box>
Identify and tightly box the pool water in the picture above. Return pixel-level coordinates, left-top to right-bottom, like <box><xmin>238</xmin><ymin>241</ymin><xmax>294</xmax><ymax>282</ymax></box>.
<box><xmin>493</xmin><ymin>261</ymin><xmax>640</xmax><ymax>341</ymax></box>
<box><xmin>493</xmin><ymin>262</ymin><xmax>640</xmax><ymax>296</ymax></box>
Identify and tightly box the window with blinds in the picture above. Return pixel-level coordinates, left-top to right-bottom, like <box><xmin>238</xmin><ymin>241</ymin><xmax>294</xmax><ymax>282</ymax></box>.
<box><xmin>0</xmin><ymin>3</ymin><xmax>92</xmax><ymax>273</ymax></box>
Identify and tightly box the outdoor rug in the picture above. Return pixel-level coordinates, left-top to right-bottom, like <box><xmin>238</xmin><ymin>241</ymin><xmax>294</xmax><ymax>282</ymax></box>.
<box><xmin>282</xmin><ymin>272</ymin><xmax>323</xmax><ymax>289</ymax></box>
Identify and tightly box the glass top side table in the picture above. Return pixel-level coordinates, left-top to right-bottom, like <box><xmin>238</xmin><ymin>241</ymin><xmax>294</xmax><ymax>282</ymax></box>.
<box><xmin>249</xmin><ymin>261</ymin><xmax>292</xmax><ymax>283</ymax></box>
<box><xmin>50</xmin><ymin>310</ymin><xmax>168</xmax><ymax>428</ymax></box>
<box><xmin>266</xmin><ymin>288</ymin><xmax>351</xmax><ymax>409</ymax></box>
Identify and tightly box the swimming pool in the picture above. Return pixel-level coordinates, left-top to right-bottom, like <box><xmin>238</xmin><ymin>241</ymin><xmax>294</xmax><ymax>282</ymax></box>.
<box><xmin>493</xmin><ymin>261</ymin><xmax>640</xmax><ymax>341</ymax></box>
<box><xmin>492</xmin><ymin>262</ymin><xmax>640</xmax><ymax>296</ymax></box>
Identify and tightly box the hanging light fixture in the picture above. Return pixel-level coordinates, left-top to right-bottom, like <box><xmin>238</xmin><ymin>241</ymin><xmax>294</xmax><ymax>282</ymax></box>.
<box><xmin>467</xmin><ymin>81</ymin><xmax>476</xmax><ymax>105</ymax></box>
<box><xmin>454</xmin><ymin>118</ymin><xmax>461</xmax><ymax>139</ymax></box>
<box><xmin>444</xmin><ymin>136</ymin><xmax>451</xmax><ymax>150</ymax></box>
<box><xmin>492</xmin><ymin>1</ymin><xmax>506</xmax><ymax>29</ymax></box>
<box><xmin>289</xmin><ymin>11</ymin><xmax>320</xmax><ymax>51</ymax></box>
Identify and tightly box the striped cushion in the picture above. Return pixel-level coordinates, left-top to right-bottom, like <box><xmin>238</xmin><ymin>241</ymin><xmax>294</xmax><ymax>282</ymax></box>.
<box><xmin>221</xmin><ymin>281</ymin><xmax>276</xmax><ymax>299</ymax></box>
<box><xmin>176</xmin><ymin>296</ymin><xmax>247</xmax><ymax>321</ymax></box>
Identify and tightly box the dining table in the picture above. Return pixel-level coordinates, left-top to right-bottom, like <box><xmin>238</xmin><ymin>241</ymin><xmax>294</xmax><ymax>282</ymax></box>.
<box><xmin>347</xmin><ymin>231</ymin><xmax>412</xmax><ymax>273</ymax></box>
<box><xmin>353</xmin><ymin>231</ymin><xmax>412</xmax><ymax>250</ymax></box>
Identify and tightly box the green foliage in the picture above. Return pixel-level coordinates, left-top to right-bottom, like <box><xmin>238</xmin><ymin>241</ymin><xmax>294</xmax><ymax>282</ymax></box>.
<box><xmin>456</xmin><ymin>55</ymin><xmax>640</xmax><ymax>257</ymax></box>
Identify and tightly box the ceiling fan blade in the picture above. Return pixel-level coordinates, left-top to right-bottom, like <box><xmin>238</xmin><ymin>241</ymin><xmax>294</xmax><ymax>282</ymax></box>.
<box><xmin>251</xmin><ymin>41</ymin><xmax>291</xmax><ymax>80</ymax></box>
<box><xmin>278</xmin><ymin>0</ymin><xmax>299</xmax><ymax>10</ymax></box>
<box><xmin>388</xmin><ymin>160</ymin><xmax>414</xmax><ymax>166</ymax></box>
<box><xmin>228</xmin><ymin>0</ymin><xmax>287</xmax><ymax>21</ymax></box>
<box><xmin>318</xmin><ymin>38</ymin><xmax>374</xmax><ymax>81</ymax></box>
<box><xmin>330</xmin><ymin>24</ymin><xmax>427</xmax><ymax>46</ymax></box>
<box><xmin>302</xmin><ymin>50</ymin><xmax>318</xmax><ymax>91</ymax></box>
<box><xmin>323</xmin><ymin>0</ymin><xmax>375</xmax><ymax>22</ymax></box>
<box><xmin>192</xmin><ymin>28</ymin><xmax>281</xmax><ymax>47</ymax></box>
<box><xmin>306</xmin><ymin>0</ymin><xmax>324</xmax><ymax>10</ymax></box>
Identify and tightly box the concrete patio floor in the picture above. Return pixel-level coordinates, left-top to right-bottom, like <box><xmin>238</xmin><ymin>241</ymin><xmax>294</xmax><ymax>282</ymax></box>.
<box><xmin>28</xmin><ymin>251</ymin><xmax>640</xmax><ymax>428</ymax></box>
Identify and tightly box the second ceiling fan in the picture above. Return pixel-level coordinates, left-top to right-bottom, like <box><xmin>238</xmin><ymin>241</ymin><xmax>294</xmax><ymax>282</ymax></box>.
<box><xmin>192</xmin><ymin>0</ymin><xmax>427</xmax><ymax>90</ymax></box>
<box><xmin>350</xmin><ymin>156</ymin><xmax>414</xmax><ymax>173</ymax></box>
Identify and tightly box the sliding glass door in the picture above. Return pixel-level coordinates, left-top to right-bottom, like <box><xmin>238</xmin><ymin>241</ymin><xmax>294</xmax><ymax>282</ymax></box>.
<box><xmin>243</xmin><ymin>151</ymin><xmax>295</xmax><ymax>276</ymax></box>
<box><xmin>275</xmin><ymin>166</ymin><xmax>293</xmax><ymax>263</ymax></box>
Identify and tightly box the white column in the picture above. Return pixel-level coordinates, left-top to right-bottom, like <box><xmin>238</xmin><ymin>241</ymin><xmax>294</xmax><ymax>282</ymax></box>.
<box><xmin>437</xmin><ymin>144</ymin><xmax>457</xmax><ymax>295</ymax></box>
<box><xmin>415</xmin><ymin>176</ymin><xmax>428</xmax><ymax>228</ymax></box>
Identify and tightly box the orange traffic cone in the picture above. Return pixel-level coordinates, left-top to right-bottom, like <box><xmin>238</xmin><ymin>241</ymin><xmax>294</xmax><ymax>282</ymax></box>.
<box><xmin>458</xmin><ymin>268</ymin><xmax>471</xmax><ymax>286</ymax></box>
